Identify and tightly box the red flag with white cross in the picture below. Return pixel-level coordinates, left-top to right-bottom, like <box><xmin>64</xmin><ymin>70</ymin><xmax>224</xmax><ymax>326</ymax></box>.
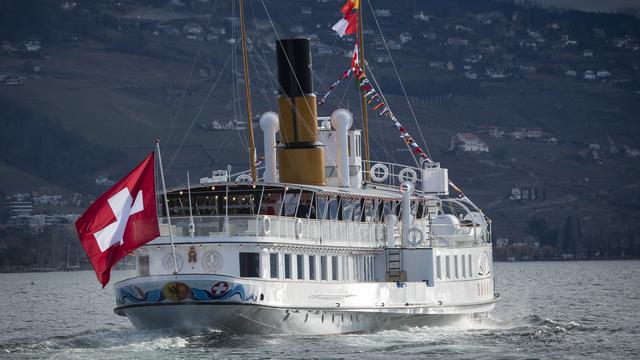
<box><xmin>75</xmin><ymin>152</ymin><xmax>159</xmax><ymax>287</ymax></box>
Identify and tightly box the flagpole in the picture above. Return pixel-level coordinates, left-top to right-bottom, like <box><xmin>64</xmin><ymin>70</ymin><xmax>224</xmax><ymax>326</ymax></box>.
<box><xmin>358</xmin><ymin>0</ymin><xmax>371</xmax><ymax>182</ymax></box>
<box><xmin>156</xmin><ymin>140</ymin><xmax>179</xmax><ymax>274</ymax></box>
<box><xmin>239</xmin><ymin>0</ymin><xmax>257</xmax><ymax>184</ymax></box>
<box><xmin>187</xmin><ymin>171</ymin><xmax>195</xmax><ymax>238</ymax></box>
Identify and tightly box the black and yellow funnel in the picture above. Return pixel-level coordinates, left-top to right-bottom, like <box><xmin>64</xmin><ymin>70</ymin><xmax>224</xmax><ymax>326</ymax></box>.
<box><xmin>275</xmin><ymin>38</ymin><xmax>325</xmax><ymax>185</ymax></box>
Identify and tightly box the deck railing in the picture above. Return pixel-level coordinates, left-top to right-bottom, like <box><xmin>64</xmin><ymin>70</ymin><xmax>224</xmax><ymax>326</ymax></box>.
<box><xmin>157</xmin><ymin>214</ymin><xmax>490</xmax><ymax>249</ymax></box>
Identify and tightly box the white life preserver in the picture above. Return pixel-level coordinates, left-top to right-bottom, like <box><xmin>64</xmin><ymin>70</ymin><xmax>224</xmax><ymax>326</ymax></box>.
<box><xmin>398</xmin><ymin>168</ymin><xmax>417</xmax><ymax>184</ymax></box>
<box><xmin>262</xmin><ymin>216</ymin><xmax>271</xmax><ymax>235</ymax></box>
<box><xmin>295</xmin><ymin>218</ymin><xmax>303</xmax><ymax>239</ymax></box>
<box><xmin>406</xmin><ymin>227</ymin><xmax>424</xmax><ymax>247</ymax></box>
<box><xmin>236</xmin><ymin>174</ymin><xmax>253</xmax><ymax>183</ymax></box>
<box><xmin>369</xmin><ymin>163</ymin><xmax>389</xmax><ymax>183</ymax></box>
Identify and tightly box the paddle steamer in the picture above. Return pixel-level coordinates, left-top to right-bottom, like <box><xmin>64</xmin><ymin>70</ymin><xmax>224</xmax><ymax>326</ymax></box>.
<box><xmin>114</xmin><ymin>3</ymin><xmax>498</xmax><ymax>335</ymax></box>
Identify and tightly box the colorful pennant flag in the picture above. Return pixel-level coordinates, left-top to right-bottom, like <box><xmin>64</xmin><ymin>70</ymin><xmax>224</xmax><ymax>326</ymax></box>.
<box><xmin>332</xmin><ymin>0</ymin><xmax>359</xmax><ymax>37</ymax></box>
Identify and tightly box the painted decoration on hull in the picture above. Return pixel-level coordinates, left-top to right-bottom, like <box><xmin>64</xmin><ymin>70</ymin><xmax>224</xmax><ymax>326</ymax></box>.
<box><xmin>116</xmin><ymin>280</ymin><xmax>258</xmax><ymax>306</ymax></box>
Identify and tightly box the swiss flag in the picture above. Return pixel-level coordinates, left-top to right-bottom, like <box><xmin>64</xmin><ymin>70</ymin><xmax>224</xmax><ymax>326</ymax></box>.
<box><xmin>75</xmin><ymin>152</ymin><xmax>160</xmax><ymax>287</ymax></box>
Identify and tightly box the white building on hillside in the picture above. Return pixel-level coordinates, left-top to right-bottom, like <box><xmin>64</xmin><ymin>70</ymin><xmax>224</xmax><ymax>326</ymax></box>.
<box><xmin>450</xmin><ymin>133</ymin><xmax>489</xmax><ymax>153</ymax></box>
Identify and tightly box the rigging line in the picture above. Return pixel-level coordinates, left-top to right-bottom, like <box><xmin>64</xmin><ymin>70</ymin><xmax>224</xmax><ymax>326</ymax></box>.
<box><xmin>248</xmin><ymin>0</ymin><xmax>273</xmax><ymax>109</ymax></box>
<box><xmin>167</xmin><ymin>54</ymin><xmax>232</xmax><ymax>170</ymax></box>
<box><xmin>366</xmin><ymin>62</ymin><xmax>414</xmax><ymax>164</ymax></box>
<box><xmin>165</xmin><ymin>0</ymin><xmax>219</xmax><ymax>148</ymax></box>
<box><xmin>366</xmin><ymin>0</ymin><xmax>431</xmax><ymax>159</ymax></box>
<box><xmin>363</xmin><ymin>62</ymin><xmax>397</xmax><ymax>162</ymax></box>
<box><xmin>248</xmin><ymin>39</ymin><xmax>272</xmax><ymax>109</ymax></box>
<box><xmin>231</xmin><ymin>2</ymin><xmax>249</xmax><ymax>152</ymax></box>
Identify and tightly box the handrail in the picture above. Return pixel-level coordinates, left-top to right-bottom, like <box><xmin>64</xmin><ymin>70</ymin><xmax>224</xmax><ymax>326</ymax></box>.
<box><xmin>155</xmin><ymin>214</ymin><xmax>489</xmax><ymax>248</ymax></box>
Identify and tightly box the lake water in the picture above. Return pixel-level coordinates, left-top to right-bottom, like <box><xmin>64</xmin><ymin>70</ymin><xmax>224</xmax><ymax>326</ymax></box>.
<box><xmin>1</xmin><ymin>261</ymin><xmax>638</xmax><ymax>359</ymax></box>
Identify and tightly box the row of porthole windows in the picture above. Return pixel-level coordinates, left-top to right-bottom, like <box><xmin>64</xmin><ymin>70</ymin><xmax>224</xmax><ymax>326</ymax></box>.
<box><xmin>239</xmin><ymin>252</ymin><xmax>376</xmax><ymax>282</ymax></box>
<box><xmin>435</xmin><ymin>254</ymin><xmax>473</xmax><ymax>281</ymax></box>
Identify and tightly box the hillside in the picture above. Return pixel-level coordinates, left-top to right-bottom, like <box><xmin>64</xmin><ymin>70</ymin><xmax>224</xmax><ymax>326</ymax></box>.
<box><xmin>1</xmin><ymin>0</ymin><xmax>640</xmax><ymax>262</ymax></box>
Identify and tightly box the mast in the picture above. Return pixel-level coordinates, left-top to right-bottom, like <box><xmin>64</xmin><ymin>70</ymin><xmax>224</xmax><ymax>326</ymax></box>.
<box><xmin>239</xmin><ymin>0</ymin><xmax>257</xmax><ymax>183</ymax></box>
<box><xmin>358</xmin><ymin>0</ymin><xmax>371</xmax><ymax>181</ymax></box>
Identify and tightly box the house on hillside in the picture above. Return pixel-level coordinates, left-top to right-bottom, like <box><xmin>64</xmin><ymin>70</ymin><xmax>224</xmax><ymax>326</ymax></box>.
<box><xmin>374</xmin><ymin>9</ymin><xmax>391</xmax><ymax>17</ymax></box>
<box><xmin>584</xmin><ymin>70</ymin><xmax>596</xmax><ymax>80</ymax></box>
<box><xmin>565</xmin><ymin>69</ymin><xmax>577</xmax><ymax>77</ymax></box>
<box><xmin>596</xmin><ymin>69</ymin><xmax>611</xmax><ymax>78</ymax></box>
<box><xmin>24</xmin><ymin>40</ymin><xmax>41</xmax><ymax>52</ymax></box>
<box><xmin>450</xmin><ymin>133</ymin><xmax>489</xmax><ymax>153</ymax></box>
<box><xmin>414</xmin><ymin>11</ymin><xmax>431</xmax><ymax>22</ymax></box>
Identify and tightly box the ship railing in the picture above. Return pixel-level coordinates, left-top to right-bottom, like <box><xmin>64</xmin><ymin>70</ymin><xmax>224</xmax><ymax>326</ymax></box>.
<box><xmin>157</xmin><ymin>215</ymin><xmax>385</xmax><ymax>248</ymax></box>
<box><xmin>361</xmin><ymin>160</ymin><xmax>426</xmax><ymax>192</ymax></box>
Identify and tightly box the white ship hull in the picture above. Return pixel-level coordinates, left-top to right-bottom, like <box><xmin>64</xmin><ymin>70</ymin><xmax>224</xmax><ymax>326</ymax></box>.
<box><xmin>114</xmin><ymin>272</ymin><xmax>498</xmax><ymax>335</ymax></box>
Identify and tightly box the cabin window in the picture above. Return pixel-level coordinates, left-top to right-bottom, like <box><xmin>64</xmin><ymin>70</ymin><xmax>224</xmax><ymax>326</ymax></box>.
<box><xmin>462</xmin><ymin>255</ymin><xmax>466</xmax><ymax>278</ymax></box>
<box><xmin>468</xmin><ymin>255</ymin><xmax>473</xmax><ymax>278</ymax></box>
<box><xmin>454</xmin><ymin>255</ymin><xmax>459</xmax><ymax>279</ymax></box>
<box><xmin>362</xmin><ymin>199</ymin><xmax>375</xmax><ymax>222</ymax></box>
<box><xmin>309</xmin><ymin>255</ymin><xmax>316</xmax><ymax>280</ymax></box>
<box><xmin>323</xmin><ymin>196</ymin><xmax>340</xmax><ymax>220</ymax></box>
<box><xmin>341</xmin><ymin>198</ymin><xmax>355</xmax><ymax>221</ymax></box>
<box><xmin>445</xmin><ymin>256</ymin><xmax>451</xmax><ymax>280</ymax></box>
<box><xmin>239</xmin><ymin>252</ymin><xmax>260</xmax><ymax>278</ymax></box>
<box><xmin>331</xmin><ymin>256</ymin><xmax>338</xmax><ymax>281</ymax></box>
<box><xmin>436</xmin><ymin>256</ymin><xmax>442</xmax><ymax>280</ymax></box>
<box><xmin>320</xmin><ymin>256</ymin><xmax>328</xmax><ymax>281</ymax></box>
<box><xmin>269</xmin><ymin>253</ymin><xmax>279</xmax><ymax>279</ymax></box>
<box><xmin>352</xmin><ymin>198</ymin><xmax>363</xmax><ymax>222</ymax></box>
<box><xmin>296</xmin><ymin>254</ymin><xmax>304</xmax><ymax>280</ymax></box>
<box><xmin>284</xmin><ymin>253</ymin><xmax>292</xmax><ymax>279</ymax></box>
<box><xmin>283</xmin><ymin>191</ymin><xmax>301</xmax><ymax>217</ymax></box>
<box><xmin>297</xmin><ymin>191</ymin><xmax>315</xmax><ymax>218</ymax></box>
<box><xmin>259</xmin><ymin>190</ymin><xmax>284</xmax><ymax>216</ymax></box>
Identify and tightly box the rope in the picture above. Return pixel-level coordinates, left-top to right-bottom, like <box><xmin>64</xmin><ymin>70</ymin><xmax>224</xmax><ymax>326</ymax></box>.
<box><xmin>165</xmin><ymin>0</ymin><xmax>219</xmax><ymax>150</ymax></box>
<box><xmin>167</xmin><ymin>54</ymin><xmax>232</xmax><ymax>169</ymax></box>
<box><xmin>366</xmin><ymin>0</ymin><xmax>431</xmax><ymax>160</ymax></box>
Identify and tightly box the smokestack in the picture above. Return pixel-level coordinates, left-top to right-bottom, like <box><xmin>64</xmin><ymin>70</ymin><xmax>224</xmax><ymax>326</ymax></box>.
<box><xmin>275</xmin><ymin>38</ymin><xmax>325</xmax><ymax>185</ymax></box>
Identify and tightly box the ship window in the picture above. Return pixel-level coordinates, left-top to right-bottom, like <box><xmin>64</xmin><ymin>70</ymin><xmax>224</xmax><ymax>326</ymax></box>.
<box><xmin>326</xmin><ymin>196</ymin><xmax>340</xmax><ymax>220</ymax></box>
<box><xmin>436</xmin><ymin>256</ymin><xmax>442</xmax><ymax>280</ymax></box>
<box><xmin>468</xmin><ymin>255</ymin><xmax>472</xmax><ymax>278</ymax></box>
<box><xmin>352</xmin><ymin>198</ymin><xmax>363</xmax><ymax>222</ymax></box>
<box><xmin>362</xmin><ymin>199</ymin><xmax>374</xmax><ymax>222</ymax></box>
<box><xmin>269</xmin><ymin>253</ymin><xmax>279</xmax><ymax>279</ymax></box>
<box><xmin>259</xmin><ymin>190</ymin><xmax>284</xmax><ymax>216</ymax></box>
<box><xmin>309</xmin><ymin>255</ymin><xmax>316</xmax><ymax>280</ymax></box>
<box><xmin>445</xmin><ymin>256</ymin><xmax>451</xmax><ymax>280</ymax></box>
<box><xmin>239</xmin><ymin>252</ymin><xmax>260</xmax><ymax>278</ymax></box>
<box><xmin>297</xmin><ymin>191</ymin><xmax>315</xmax><ymax>219</ymax></box>
<box><xmin>321</xmin><ymin>256</ymin><xmax>328</xmax><ymax>280</ymax></box>
<box><xmin>331</xmin><ymin>256</ymin><xmax>338</xmax><ymax>281</ymax></box>
<box><xmin>226</xmin><ymin>188</ymin><xmax>260</xmax><ymax>216</ymax></box>
<box><xmin>462</xmin><ymin>255</ymin><xmax>466</xmax><ymax>278</ymax></box>
<box><xmin>454</xmin><ymin>255</ymin><xmax>459</xmax><ymax>279</ymax></box>
<box><xmin>297</xmin><ymin>254</ymin><xmax>304</xmax><ymax>280</ymax></box>
<box><xmin>283</xmin><ymin>191</ymin><xmax>301</xmax><ymax>217</ymax></box>
<box><xmin>284</xmin><ymin>253</ymin><xmax>292</xmax><ymax>279</ymax></box>
<box><xmin>341</xmin><ymin>198</ymin><xmax>355</xmax><ymax>221</ymax></box>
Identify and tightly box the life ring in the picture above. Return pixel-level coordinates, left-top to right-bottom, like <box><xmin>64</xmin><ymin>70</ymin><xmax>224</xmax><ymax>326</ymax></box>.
<box><xmin>406</xmin><ymin>227</ymin><xmax>424</xmax><ymax>247</ymax></box>
<box><xmin>398</xmin><ymin>168</ymin><xmax>417</xmax><ymax>184</ymax></box>
<box><xmin>262</xmin><ymin>216</ymin><xmax>271</xmax><ymax>235</ymax></box>
<box><xmin>236</xmin><ymin>174</ymin><xmax>253</xmax><ymax>183</ymax></box>
<box><xmin>295</xmin><ymin>218</ymin><xmax>303</xmax><ymax>239</ymax></box>
<box><xmin>370</xmin><ymin>163</ymin><xmax>389</xmax><ymax>183</ymax></box>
